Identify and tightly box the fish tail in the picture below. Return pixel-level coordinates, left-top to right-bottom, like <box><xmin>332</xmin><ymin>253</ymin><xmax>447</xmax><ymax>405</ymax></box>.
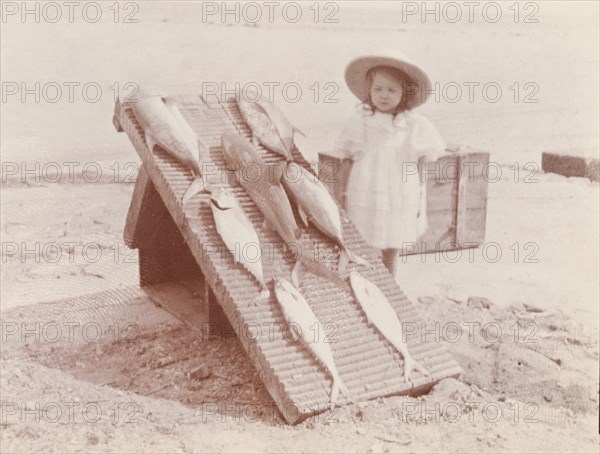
<box><xmin>330</xmin><ymin>375</ymin><xmax>351</xmax><ymax>404</ymax></box>
<box><xmin>197</xmin><ymin>138</ymin><xmax>211</xmax><ymax>161</ymax></box>
<box><xmin>338</xmin><ymin>379</ymin><xmax>351</xmax><ymax>403</ymax></box>
<box><xmin>188</xmin><ymin>158</ymin><xmax>202</xmax><ymax>177</ymax></box>
<box><xmin>250</xmin><ymin>285</ymin><xmax>271</xmax><ymax>306</ymax></box>
<box><xmin>293</xmin><ymin>125</ymin><xmax>306</xmax><ymax>137</ymax></box>
<box><xmin>300</xmin><ymin>256</ymin><xmax>351</xmax><ymax>294</ymax></box>
<box><xmin>337</xmin><ymin>248</ymin><xmax>350</xmax><ymax>275</ymax></box>
<box><xmin>345</xmin><ymin>247</ymin><xmax>370</xmax><ymax>268</ymax></box>
<box><xmin>329</xmin><ymin>379</ymin><xmax>340</xmax><ymax>404</ymax></box>
<box><xmin>291</xmin><ymin>260</ymin><xmax>301</xmax><ymax>288</ymax></box>
<box><xmin>182</xmin><ymin>177</ymin><xmax>207</xmax><ymax>204</ymax></box>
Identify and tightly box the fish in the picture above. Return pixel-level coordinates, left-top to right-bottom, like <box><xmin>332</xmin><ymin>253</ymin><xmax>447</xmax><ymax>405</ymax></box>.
<box><xmin>238</xmin><ymin>96</ymin><xmax>303</xmax><ymax>161</ymax></box>
<box><xmin>221</xmin><ymin>131</ymin><xmax>354</xmax><ymax>290</ymax></box>
<box><xmin>281</xmin><ymin>162</ymin><xmax>370</xmax><ymax>274</ymax></box>
<box><xmin>349</xmin><ymin>271</ymin><xmax>429</xmax><ymax>386</ymax></box>
<box><xmin>274</xmin><ymin>278</ymin><xmax>350</xmax><ymax>404</ymax></box>
<box><xmin>131</xmin><ymin>94</ymin><xmax>206</xmax><ymax>204</ymax></box>
<box><xmin>221</xmin><ymin>131</ymin><xmax>300</xmax><ymax>246</ymax></box>
<box><xmin>209</xmin><ymin>187</ymin><xmax>269</xmax><ymax>299</ymax></box>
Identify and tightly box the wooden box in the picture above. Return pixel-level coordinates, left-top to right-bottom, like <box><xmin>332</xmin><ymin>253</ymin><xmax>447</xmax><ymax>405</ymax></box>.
<box><xmin>318</xmin><ymin>147</ymin><xmax>489</xmax><ymax>255</ymax></box>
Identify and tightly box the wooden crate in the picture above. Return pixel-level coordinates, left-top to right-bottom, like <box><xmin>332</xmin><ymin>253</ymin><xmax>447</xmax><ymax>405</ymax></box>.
<box><xmin>318</xmin><ymin>148</ymin><xmax>489</xmax><ymax>254</ymax></box>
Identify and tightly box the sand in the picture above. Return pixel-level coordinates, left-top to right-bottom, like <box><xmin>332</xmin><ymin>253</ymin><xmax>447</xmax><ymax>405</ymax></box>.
<box><xmin>1</xmin><ymin>2</ymin><xmax>598</xmax><ymax>452</ymax></box>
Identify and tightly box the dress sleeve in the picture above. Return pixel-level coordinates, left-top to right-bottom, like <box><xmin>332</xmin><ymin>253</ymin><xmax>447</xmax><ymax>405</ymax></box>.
<box><xmin>331</xmin><ymin>112</ymin><xmax>365</xmax><ymax>160</ymax></box>
<box><xmin>406</xmin><ymin>111</ymin><xmax>446</xmax><ymax>162</ymax></box>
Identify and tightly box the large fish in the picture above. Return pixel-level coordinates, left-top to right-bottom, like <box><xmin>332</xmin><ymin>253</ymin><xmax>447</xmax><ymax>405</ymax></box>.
<box><xmin>238</xmin><ymin>96</ymin><xmax>303</xmax><ymax>161</ymax></box>
<box><xmin>209</xmin><ymin>187</ymin><xmax>269</xmax><ymax>299</ymax></box>
<box><xmin>221</xmin><ymin>132</ymin><xmax>351</xmax><ymax>289</ymax></box>
<box><xmin>221</xmin><ymin>131</ymin><xmax>300</xmax><ymax>246</ymax></box>
<box><xmin>274</xmin><ymin>278</ymin><xmax>350</xmax><ymax>404</ymax></box>
<box><xmin>349</xmin><ymin>271</ymin><xmax>429</xmax><ymax>386</ymax></box>
<box><xmin>131</xmin><ymin>95</ymin><xmax>206</xmax><ymax>203</ymax></box>
<box><xmin>282</xmin><ymin>162</ymin><xmax>370</xmax><ymax>275</ymax></box>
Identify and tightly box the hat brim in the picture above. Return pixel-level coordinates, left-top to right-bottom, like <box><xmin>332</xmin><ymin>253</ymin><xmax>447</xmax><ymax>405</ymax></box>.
<box><xmin>345</xmin><ymin>55</ymin><xmax>432</xmax><ymax>110</ymax></box>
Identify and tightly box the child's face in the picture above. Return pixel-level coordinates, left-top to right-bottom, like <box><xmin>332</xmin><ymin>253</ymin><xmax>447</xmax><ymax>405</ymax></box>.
<box><xmin>369</xmin><ymin>71</ymin><xmax>404</xmax><ymax>114</ymax></box>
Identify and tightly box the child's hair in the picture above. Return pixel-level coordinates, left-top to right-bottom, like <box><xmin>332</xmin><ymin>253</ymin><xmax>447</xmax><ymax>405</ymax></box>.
<box><xmin>362</xmin><ymin>65</ymin><xmax>413</xmax><ymax>117</ymax></box>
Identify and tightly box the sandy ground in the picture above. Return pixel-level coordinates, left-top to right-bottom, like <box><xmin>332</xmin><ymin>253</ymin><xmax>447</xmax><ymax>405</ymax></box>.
<box><xmin>1</xmin><ymin>1</ymin><xmax>599</xmax><ymax>452</ymax></box>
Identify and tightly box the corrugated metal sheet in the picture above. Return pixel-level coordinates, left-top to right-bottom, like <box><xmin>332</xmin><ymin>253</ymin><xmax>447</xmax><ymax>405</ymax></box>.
<box><xmin>114</xmin><ymin>95</ymin><xmax>461</xmax><ymax>423</ymax></box>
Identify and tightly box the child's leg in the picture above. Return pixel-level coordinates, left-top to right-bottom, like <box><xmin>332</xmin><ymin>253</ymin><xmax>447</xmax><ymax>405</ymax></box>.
<box><xmin>381</xmin><ymin>248</ymin><xmax>400</xmax><ymax>275</ymax></box>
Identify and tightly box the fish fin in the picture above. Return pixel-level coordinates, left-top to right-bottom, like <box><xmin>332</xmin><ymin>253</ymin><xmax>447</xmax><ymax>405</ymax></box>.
<box><xmin>182</xmin><ymin>177</ymin><xmax>206</xmax><ymax>204</ymax></box>
<box><xmin>298</xmin><ymin>206</ymin><xmax>309</xmax><ymax>227</ymax></box>
<box><xmin>292</xmin><ymin>124</ymin><xmax>305</xmax><ymax>137</ymax></box>
<box><xmin>345</xmin><ymin>248</ymin><xmax>370</xmax><ymax>268</ymax></box>
<box><xmin>144</xmin><ymin>132</ymin><xmax>157</xmax><ymax>153</ymax></box>
<box><xmin>338</xmin><ymin>248</ymin><xmax>350</xmax><ymax>275</ymax></box>
<box><xmin>197</xmin><ymin>138</ymin><xmax>210</xmax><ymax>161</ymax></box>
<box><xmin>291</xmin><ymin>260</ymin><xmax>301</xmax><ymax>287</ymax></box>
<box><xmin>262</xmin><ymin>219</ymin><xmax>276</xmax><ymax>233</ymax></box>
<box><xmin>300</xmin><ymin>256</ymin><xmax>352</xmax><ymax>294</ymax></box>
<box><xmin>287</xmin><ymin>322</ymin><xmax>301</xmax><ymax>342</ymax></box>
<box><xmin>336</xmin><ymin>379</ymin><xmax>352</xmax><ymax>404</ymax></box>
<box><xmin>250</xmin><ymin>287</ymin><xmax>270</xmax><ymax>306</ymax></box>
<box><xmin>272</xmin><ymin>160</ymin><xmax>287</xmax><ymax>184</ymax></box>
<box><xmin>403</xmin><ymin>356</ymin><xmax>429</xmax><ymax>387</ymax></box>
<box><xmin>187</xmin><ymin>157</ymin><xmax>202</xmax><ymax>176</ymax></box>
<box><xmin>330</xmin><ymin>380</ymin><xmax>340</xmax><ymax>404</ymax></box>
<box><xmin>281</xmin><ymin>137</ymin><xmax>295</xmax><ymax>157</ymax></box>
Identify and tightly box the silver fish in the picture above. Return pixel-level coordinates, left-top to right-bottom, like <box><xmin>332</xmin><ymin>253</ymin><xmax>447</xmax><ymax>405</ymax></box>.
<box><xmin>282</xmin><ymin>162</ymin><xmax>370</xmax><ymax>274</ymax></box>
<box><xmin>238</xmin><ymin>96</ymin><xmax>303</xmax><ymax>161</ymax></box>
<box><xmin>221</xmin><ymin>132</ymin><xmax>350</xmax><ymax>289</ymax></box>
<box><xmin>210</xmin><ymin>187</ymin><xmax>269</xmax><ymax>299</ymax></box>
<box><xmin>131</xmin><ymin>95</ymin><xmax>206</xmax><ymax>203</ymax></box>
<box><xmin>221</xmin><ymin>131</ymin><xmax>300</xmax><ymax>246</ymax></box>
<box><xmin>274</xmin><ymin>278</ymin><xmax>350</xmax><ymax>404</ymax></box>
<box><xmin>349</xmin><ymin>271</ymin><xmax>429</xmax><ymax>386</ymax></box>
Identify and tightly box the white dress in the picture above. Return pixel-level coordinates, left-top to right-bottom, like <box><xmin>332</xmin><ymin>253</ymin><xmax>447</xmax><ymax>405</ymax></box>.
<box><xmin>332</xmin><ymin>109</ymin><xmax>446</xmax><ymax>249</ymax></box>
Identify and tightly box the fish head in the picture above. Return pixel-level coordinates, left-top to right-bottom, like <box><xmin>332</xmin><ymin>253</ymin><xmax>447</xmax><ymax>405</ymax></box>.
<box><xmin>220</xmin><ymin>131</ymin><xmax>259</xmax><ymax>170</ymax></box>
<box><xmin>209</xmin><ymin>187</ymin><xmax>236</xmax><ymax>210</ymax></box>
<box><xmin>274</xmin><ymin>278</ymin><xmax>288</xmax><ymax>293</ymax></box>
<box><xmin>221</xmin><ymin>131</ymin><xmax>245</xmax><ymax>170</ymax></box>
<box><xmin>274</xmin><ymin>278</ymin><xmax>299</xmax><ymax>301</ymax></box>
<box><xmin>349</xmin><ymin>271</ymin><xmax>363</xmax><ymax>293</ymax></box>
<box><xmin>285</xmin><ymin>162</ymin><xmax>303</xmax><ymax>180</ymax></box>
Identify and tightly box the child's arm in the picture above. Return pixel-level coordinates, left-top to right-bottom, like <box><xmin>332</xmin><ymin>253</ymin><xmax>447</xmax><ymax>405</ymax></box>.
<box><xmin>331</xmin><ymin>112</ymin><xmax>365</xmax><ymax>161</ymax></box>
<box><xmin>406</xmin><ymin>111</ymin><xmax>446</xmax><ymax>164</ymax></box>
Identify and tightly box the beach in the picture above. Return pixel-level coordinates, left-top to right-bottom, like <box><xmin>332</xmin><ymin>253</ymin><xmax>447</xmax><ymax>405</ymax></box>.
<box><xmin>1</xmin><ymin>1</ymin><xmax>599</xmax><ymax>452</ymax></box>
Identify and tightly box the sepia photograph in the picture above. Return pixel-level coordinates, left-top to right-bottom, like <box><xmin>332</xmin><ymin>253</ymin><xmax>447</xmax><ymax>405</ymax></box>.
<box><xmin>1</xmin><ymin>1</ymin><xmax>598</xmax><ymax>452</ymax></box>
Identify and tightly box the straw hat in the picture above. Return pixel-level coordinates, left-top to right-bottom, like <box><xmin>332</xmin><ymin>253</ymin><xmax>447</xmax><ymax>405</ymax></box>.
<box><xmin>344</xmin><ymin>49</ymin><xmax>432</xmax><ymax>110</ymax></box>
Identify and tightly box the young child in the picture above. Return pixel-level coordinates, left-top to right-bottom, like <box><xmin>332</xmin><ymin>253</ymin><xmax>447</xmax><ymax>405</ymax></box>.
<box><xmin>333</xmin><ymin>49</ymin><xmax>446</xmax><ymax>276</ymax></box>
